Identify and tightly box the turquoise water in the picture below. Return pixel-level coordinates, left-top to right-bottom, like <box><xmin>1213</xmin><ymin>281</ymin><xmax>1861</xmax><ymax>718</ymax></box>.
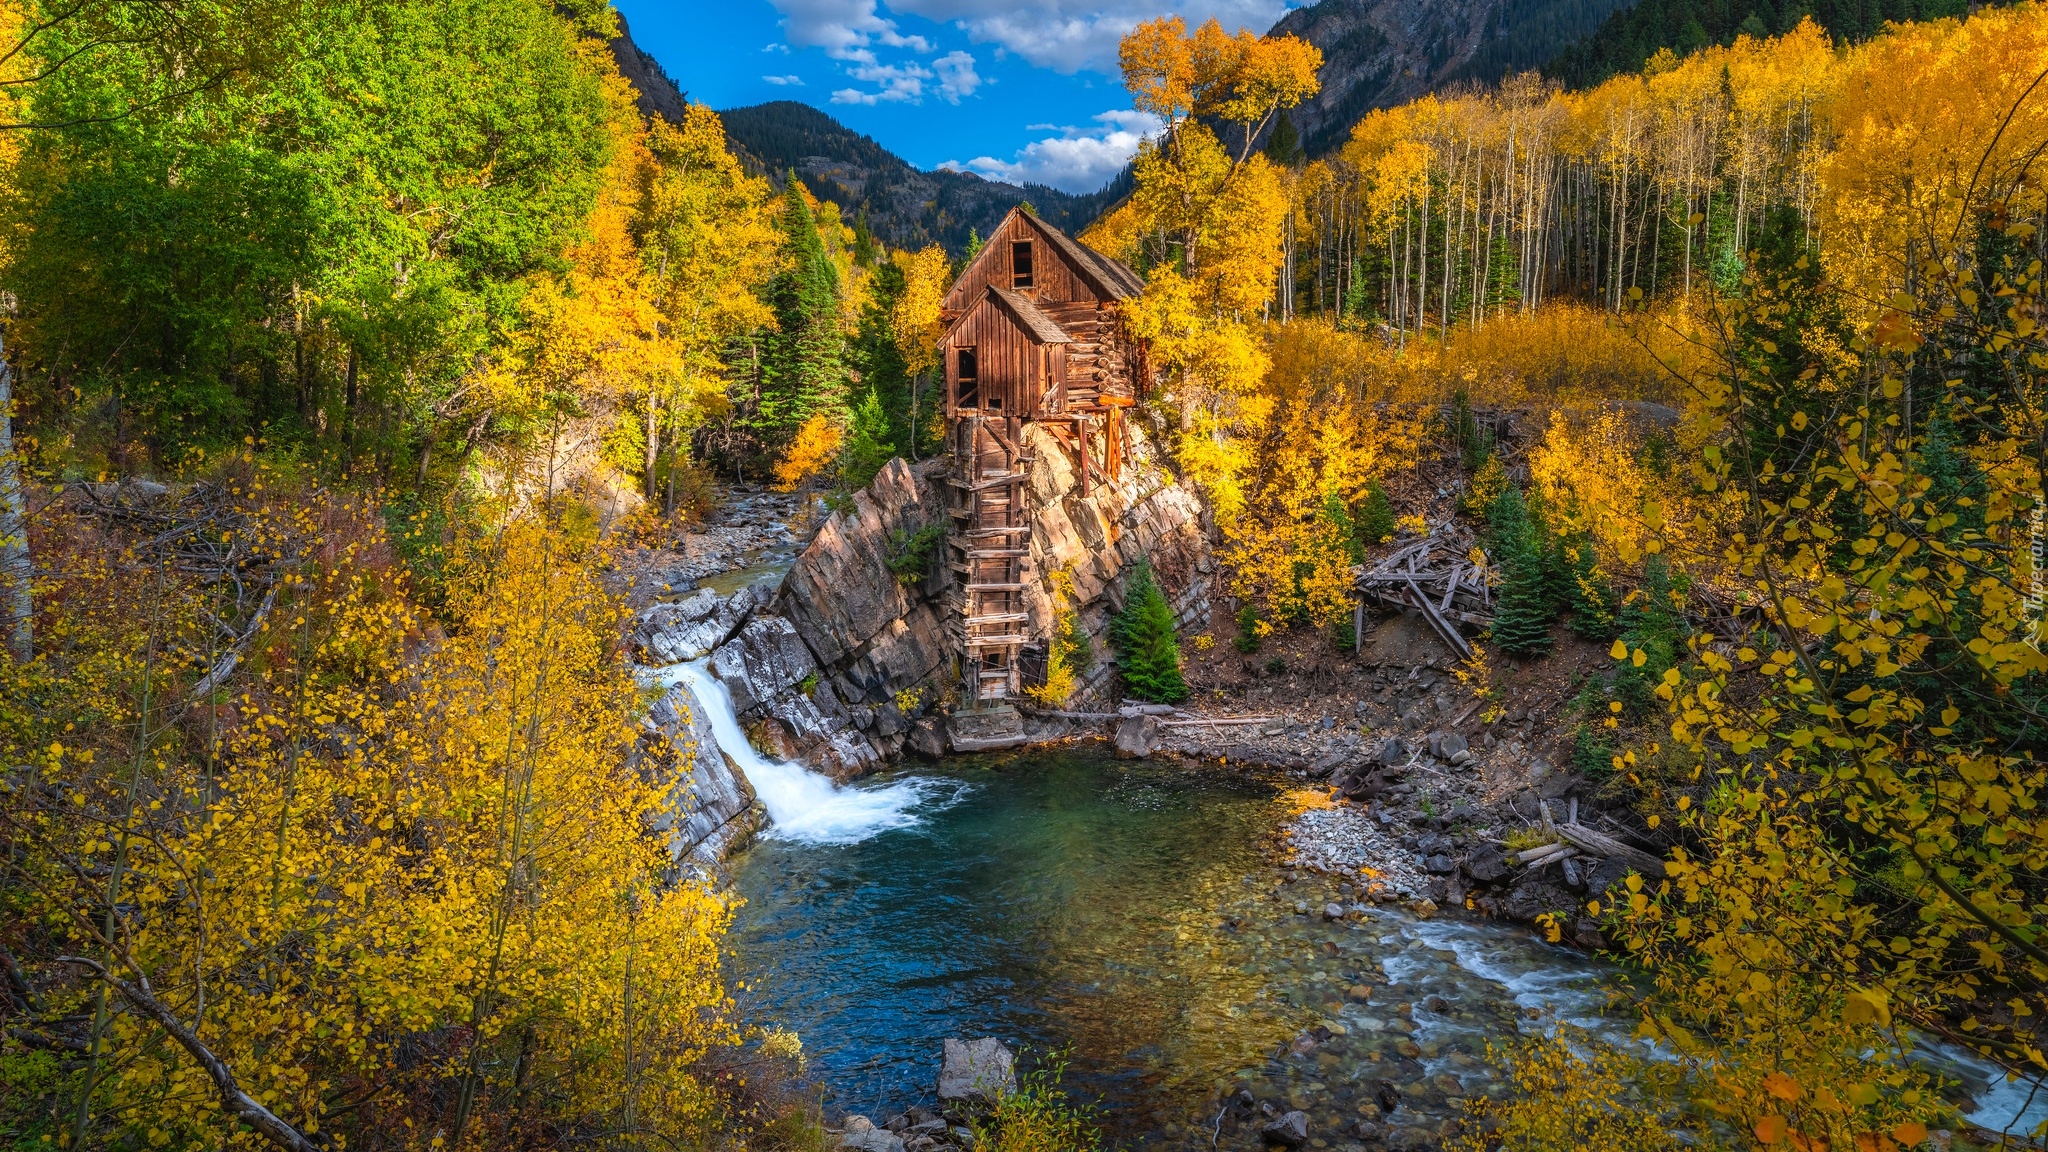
<box><xmin>727</xmin><ymin>751</ymin><xmax>2048</xmax><ymax>1146</ymax></box>
<box><xmin>727</xmin><ymin>751</ymin><xmax>1617</xmax><ymax>1148</ymax></box>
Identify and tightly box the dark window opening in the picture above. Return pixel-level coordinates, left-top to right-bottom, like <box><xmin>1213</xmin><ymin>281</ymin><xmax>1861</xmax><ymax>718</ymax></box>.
<box><xmin>1011</xmin><ymin>241</ymin><xmax>1034</xmax><ymax>289</ymax></box>
<box><xmin>956</xmin><ymin>347</ymin><xmax>979</xmax><ymax>409</ymax></box>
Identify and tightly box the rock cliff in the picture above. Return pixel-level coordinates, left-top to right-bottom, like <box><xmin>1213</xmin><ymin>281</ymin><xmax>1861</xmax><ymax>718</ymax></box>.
<box><xmin>633</xmin><ymin>416</ymin><xmax>1217</xmax><ymax>830</ymax></box>
<box><xmin>635</xmin><ymin>681</ymin><xmax>760</xmax><ymax>871</ymax></box>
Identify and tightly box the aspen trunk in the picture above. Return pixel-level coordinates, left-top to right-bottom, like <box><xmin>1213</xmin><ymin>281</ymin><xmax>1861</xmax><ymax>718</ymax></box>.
<box><xmin>0</xmin><ymin>334</ymin><xmax>30</xmax><ymax>662</ymax></box>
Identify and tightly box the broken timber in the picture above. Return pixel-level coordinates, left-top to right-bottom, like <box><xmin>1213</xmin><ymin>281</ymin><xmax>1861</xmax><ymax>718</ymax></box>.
<box><xmin>1351</xmin><ymin>536</ymin><xmax>1493</xmax><ymax>661</ymax></box>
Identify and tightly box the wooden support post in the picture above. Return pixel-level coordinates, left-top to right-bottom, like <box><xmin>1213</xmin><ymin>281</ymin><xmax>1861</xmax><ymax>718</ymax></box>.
<box><xmin>1075</xmin><ymin>413</ymin><xmax>1091</xmax><ymax>498</ymax></box>
<box><xmin>1354</xmin><ymin>599</ymin><xmax>1365</xmax><ymax>653</ymax></box>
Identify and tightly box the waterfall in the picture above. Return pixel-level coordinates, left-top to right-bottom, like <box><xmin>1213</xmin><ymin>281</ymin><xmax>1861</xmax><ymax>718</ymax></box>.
<box><xmin>652</xmin><ymin>660</ymin><xmax>944</xmax><ymax>844</ymax></box>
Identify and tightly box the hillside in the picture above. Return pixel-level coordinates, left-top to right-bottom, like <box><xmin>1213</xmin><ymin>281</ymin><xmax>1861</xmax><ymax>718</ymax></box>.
<box><xmin>1269</xmin><ymin>0</ymin><xmax>1636</xmax><ymax>157</ymax></box>
<box><xmin>1545</xmin><ymin>0</ymin><xmax>1983</xmax><ymax>84</ymax></box>
<box><xmin>716</xmin><ymin>102</ymin><xmax>1131</xmax><ymax>256</ymax></box>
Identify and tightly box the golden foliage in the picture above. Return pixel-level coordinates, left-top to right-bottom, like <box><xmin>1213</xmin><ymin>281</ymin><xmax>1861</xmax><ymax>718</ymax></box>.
<box><xmin>771</xmin><ymin>413</ymin><xmax>843</xmax><ymax>491</ymax></box>
<box><xmin>0</xmin><ymin>468</ymin><xmax>736</xmax><ymax>1149</ymax></box>
<box><xmin>1527</xmin><ymin>406</ymin><xmax>1685</xmax><ymax>565</ymax></box>
<box><xmin>891</xmin><ymin>244</ymin><xmax>951</xmax><ymax>381</ymax></box>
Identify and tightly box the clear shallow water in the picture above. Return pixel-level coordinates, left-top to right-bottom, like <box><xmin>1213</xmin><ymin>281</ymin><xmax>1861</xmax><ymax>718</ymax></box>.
<box><xmin>727</xmin><ymin>752</ymin><xmax>1632</xmax><ymax>1148</ymax></box>
<box><xmin>727</xmin><ymin>751</ymin><xmax>2048</xmax><ymax>1145</ymax></box>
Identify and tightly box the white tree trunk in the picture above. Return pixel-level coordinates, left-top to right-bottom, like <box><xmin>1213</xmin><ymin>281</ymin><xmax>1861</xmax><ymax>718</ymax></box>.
<box><xmin>0</xmin><ymin>333</ymin><xmax>30</xmax><ymax>662</ymax></box>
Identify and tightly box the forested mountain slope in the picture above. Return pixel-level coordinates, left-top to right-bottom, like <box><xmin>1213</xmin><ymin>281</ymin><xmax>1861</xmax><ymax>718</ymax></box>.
<box><xmin>1546</xmin><ymin>0</ymin><xmax>1986</xmax><ymax>83</ymax></box>
<box><xmin>716</xmin><ymin>102</ymin><xmax>1132</xmax><ymax>255</ymax></box>
<box><xmin>1267</xmin><ymin>0</ymin><xmax>1638</xmax><ymax>158</ymax></box>
<box><xmin>606</xmin><ymin>20</ymin><xmax>1124</xmax><ymax>255</ymax></box>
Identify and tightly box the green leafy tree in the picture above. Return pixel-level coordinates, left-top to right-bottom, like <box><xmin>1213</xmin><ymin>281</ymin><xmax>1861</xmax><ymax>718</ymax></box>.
<box><xmin>1111</xmin><ymin>562</ymin><xmax>1189</xmax><ymax>704</ymax></box>
<box><xmin>1355</xmin><ymin>480</ymin><xmax>1395</xmax><ymax>547</ymax></box>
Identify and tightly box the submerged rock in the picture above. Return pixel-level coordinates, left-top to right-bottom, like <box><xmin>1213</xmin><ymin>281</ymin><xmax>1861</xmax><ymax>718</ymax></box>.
<box><xmin>1260</xmin><ymin>1110</ymin><xmax>1309</xmax><ymax>1146</ymax></box>
<box><xmin>938</xmin><ymin>1037</ymin><xmax>1017</xmax><ymax>1102</ymax></box>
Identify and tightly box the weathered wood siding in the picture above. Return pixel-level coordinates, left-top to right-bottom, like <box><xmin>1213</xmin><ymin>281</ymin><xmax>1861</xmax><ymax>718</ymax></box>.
<box><xmin>943</xmin><ymin>297</ymin><xmax>1062</xmax><ymax>419</ymax></box>
<box><xmin>941</xmin><ymin>214</ymin><xmax>1100</xmax><ymax>314</ymax></box>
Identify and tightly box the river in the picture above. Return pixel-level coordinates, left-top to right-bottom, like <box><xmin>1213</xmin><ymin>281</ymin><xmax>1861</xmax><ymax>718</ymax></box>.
<box><xmin>686</xmin><ymin>717</ymin><xmax>2043</xmax><ymax>1146</ymax></box>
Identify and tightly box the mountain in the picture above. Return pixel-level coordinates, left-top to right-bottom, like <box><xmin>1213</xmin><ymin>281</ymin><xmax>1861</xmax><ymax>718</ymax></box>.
<box><xmin>715</xmin><ymin>102</ymin><xmax>1131</xmax><ymax>257</ymax></box>
<box><xmin>607</xmin><ymin>18</ymin><xmax>1127</xmax><ymax>256</ymax></box>
<box><xmin>1268</xmin><ymin>0</ymin><xmax>1636</xmax><ymax>157</ymax></box>
<box><xmin>1545</xmin><ymin>0</ymin><xmax>1981</xmax><ymax>86</ymax></box>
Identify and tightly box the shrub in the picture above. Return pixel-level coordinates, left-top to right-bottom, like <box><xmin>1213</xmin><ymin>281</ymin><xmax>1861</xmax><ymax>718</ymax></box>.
<box><xmin>886</xmin><ymin>523</ymin><xmax>944</xmax><ymax>587</ymax></box>
<box><xmin>1111</xmin><ymin>561</ymin><xmax>1189</xmax><ymax>704</ymax></box>
<box><xmin>972</xmin><ymin>1056</ymin><xmax>1101</xmax><ymax>1152</ymax></box>
<box><xmin>1028</xmin><ymin>569</ymin><xmax>1090</xmax><ymax>706</ymax></box>
<box><xmin>1233</xmin><ymin>604</ymin><xmax>1266</xmax><ymax>652</ymax></box>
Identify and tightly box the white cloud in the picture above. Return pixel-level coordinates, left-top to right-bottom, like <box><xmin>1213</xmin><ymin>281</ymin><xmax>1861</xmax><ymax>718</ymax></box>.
<box><xmin>932</xmin><ymin>50</ymin><xmax>980</xmax><ymax>102</ymax></box>
<box><xmin>764</xmin><ymin>42</ymin><xmax>791</xmax><ymax>53</ymax></box>
<box><xmin>763</xmin><ymin>74</ymin><xmax>806</xmax><ymax>85</ymax></box>
<box><xmin>766</xmin><ymin>0</ymin><xmax>932</xmax><ymax>61</ymax></box>
<box><xmin>944</xmin><ymin>109</ymin><xmax>1161</xmax><ymax>193</ymax></box>
<box><xmin>889</xmin><ymin>0</ymin><xmax>1293</xmax><ymax>74</ymax></box>
<box><xmin>831</xmin><ymin>60</ymin><xmax>933</xmax><ymax>104</ymax></box>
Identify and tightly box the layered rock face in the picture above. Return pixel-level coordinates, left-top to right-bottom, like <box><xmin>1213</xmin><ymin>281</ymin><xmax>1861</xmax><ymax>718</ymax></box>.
<box><xmin>1015</xmin><ymin>420</ymin><xmax>1214</xmax><ymax>707</ymax></box>
<box><xmin>634</xmin><ymin>418</ymin><xmax>1215</xmax><ymax>824</ymax></box>
<box><xmin>634</xmin><ymin>682</ymin><xmax>759</xmax><ymax>871</ymax></box>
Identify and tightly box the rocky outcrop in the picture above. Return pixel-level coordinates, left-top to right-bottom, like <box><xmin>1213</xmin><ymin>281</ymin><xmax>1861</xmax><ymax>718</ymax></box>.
<box><xmin>635</xmin><ymin>681</ymin><xmax>760</xmax><ymax>870</ymax></box>
<box><xmin>632</xmin><ymin>415</ymin><xmax>1217</xmax><ymax>782</ymax></box>
<box><xmin>1014</xmin><ymin>419</ymin><xmax>1215</xmax><ymax>709</ymax></box>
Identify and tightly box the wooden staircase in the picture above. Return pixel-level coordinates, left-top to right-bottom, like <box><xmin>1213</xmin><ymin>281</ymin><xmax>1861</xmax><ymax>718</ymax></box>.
<box><xmin>947</xmin><ymin>414</ymin><xmax>1033</xmax><ymax>705</ymax></box>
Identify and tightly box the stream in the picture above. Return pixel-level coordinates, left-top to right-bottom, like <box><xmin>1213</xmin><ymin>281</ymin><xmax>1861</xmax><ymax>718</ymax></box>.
<box><xmin>718</xmin><ymin>750</ymin><xmax>2048</xmax><ymax>1147</ymax></box>
<box><xmin>726</xmin><ymin>752</ymin><xmax>1618</xmax><ymax>1148</ymax></box>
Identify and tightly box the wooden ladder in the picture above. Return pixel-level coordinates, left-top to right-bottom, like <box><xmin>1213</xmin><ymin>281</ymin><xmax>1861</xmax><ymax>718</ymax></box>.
<box><xmin>949</xmin><ymin>414</ymin><xmax>1033</xmax><ymax>705</ymax></box>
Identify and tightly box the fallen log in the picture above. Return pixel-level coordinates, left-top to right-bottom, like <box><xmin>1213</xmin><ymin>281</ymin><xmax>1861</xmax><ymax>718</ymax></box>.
<box><xmin>1557</xmin><ymin>823</ymin><xmax>1668</xmax><ymax>878</ymax></box>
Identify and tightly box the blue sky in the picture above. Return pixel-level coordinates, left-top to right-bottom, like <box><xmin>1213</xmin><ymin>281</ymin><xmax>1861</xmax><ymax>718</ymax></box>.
<box><xmin>613</xmin><ymin>0</ymin><xmax>1303</xmax><ymax>193</ymax></box>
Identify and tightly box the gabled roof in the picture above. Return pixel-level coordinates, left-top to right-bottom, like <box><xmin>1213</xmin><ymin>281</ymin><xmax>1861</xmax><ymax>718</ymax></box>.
<box><xmin>942</xmin><ymin>205</ymin><xmax>1145</xmax><ymax>312</ymax></box>
<box><xmin>985</xmin><ymin>287</ymin><xmax>1071</xmax><ymax>343</ymax></box>
<box><xmin>1029</xmin><ymin>215</ymin><xmax>1145</xmax><ymax>300</ymax></box>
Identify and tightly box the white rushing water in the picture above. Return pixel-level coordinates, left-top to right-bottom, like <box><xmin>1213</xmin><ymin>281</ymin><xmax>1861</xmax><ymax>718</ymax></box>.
<box><xmin>1374</xmin><ymin>910</ymin><xmax>2047</xmax><ymax>1138</ymax></box>
<box><xmin>646</xmin><ymin>660</ymin><xmax>949</xmax><ymax>844</ymax></box>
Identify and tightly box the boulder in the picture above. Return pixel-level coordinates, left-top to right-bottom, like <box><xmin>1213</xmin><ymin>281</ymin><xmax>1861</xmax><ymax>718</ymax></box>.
<box><xmin>841</xmin><ymin>1127</ymin><xmax>906</xmax><ymax>1152</ymax></box>
<box><xmin>937</xmin><ymin>1037</ymin><xmax>1017</xmax><ymax>1102</ymax></box>
<box><xmin>906</xmin><ymin>719</ymin><xmax>946</xmax><ymax>760</ymax></box>
<box><xmin>1260</xmin><ymin>1110</ymin><xmax>1309</xmax><ymax>1147</ymax></box>
<box><xmin>1585</xmin><ymin>856</ymin><xmax>1635</xmax><ymax>901</ymax></box>
<box><xmin>1463</xmin><ymin>843</ymin><xmax>1510</xmax><ymax>883</ymax></box>
<box><xmin>1438</xmin><ymin>732</ymin><xmax>1469</xmax><ymax>759</ymax></box>
<box><xmin>1425</xmin><ymin>854</ymin><xmax>1457</xmax><ymax>874</ymax></box>
<box><xmin>635</xmin><ymin>585</ymin><xmax>766</xmax><ymax>665</ymax></box>
<box><xmin>1377</xmin><ymin>738</ymin><xmax>1409</xmax><ymax>766</ymax></box>
<box><xmin>710</xmin><ymin>615</ymin><xmax>820</xmax><ymax>714</ymax></box>
<box><xmin>1113</xmin><ymin>715</ymin><xmax>1161</xmax><ymax>759</ymax></box>
<box><xmin>1322</xmin><ymin>902</ymin><xmax>1345</xmax><ymax>920</ymax></box>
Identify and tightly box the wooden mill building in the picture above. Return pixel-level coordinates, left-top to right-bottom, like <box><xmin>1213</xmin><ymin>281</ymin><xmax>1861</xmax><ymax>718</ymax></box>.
<box><xmin>938</xmin><ymin>206</ymin><xmax>1150</xmax><ymax>705</ymax></box>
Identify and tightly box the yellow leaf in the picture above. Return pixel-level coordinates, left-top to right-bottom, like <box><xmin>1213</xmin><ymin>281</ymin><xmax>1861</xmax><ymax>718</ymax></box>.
<box><xmin>1764</xmin><ymin>1071</ymin><xmax>1803</xmax><ymax>1101</ymax></box>
<box><xmin>1611</xmin><ymin>639</ymin><xmax>1629</xmax><ymax>660</ymax></box>
<box><xmin>1891</xmin><ymin>1122</ymin><xmax>1927</xmax><ymax>1146</ymax></box>
<box><xmin>1756</xmin><ymin>1114</ymin><xmax>1790</xmax><ymax>1144</ymax></box>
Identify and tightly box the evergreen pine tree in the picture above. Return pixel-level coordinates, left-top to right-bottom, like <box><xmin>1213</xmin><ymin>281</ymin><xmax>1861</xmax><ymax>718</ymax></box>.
<box><xmin>758</xmin><ymin>177</ymin><xmax>846</xmax><ymax>447</ymax></box>
<box><xmin>1111</xmin><ymin>562</ymin><xmax>1190</xmax><ymax>704</ymax></box>
<box><xmin>1486</xmin><ymin>487</ymin><xmax>1555</xmax><ymax>656</ymax></box>
<box><xmin>1561</xmin><ymin>532</ymin><xmax>1618</xmax><ymax>637</ymax></box>
<box><xmin>1356</xmin><ymin>480</ymin><xmax>1395</xmax><ymax>547</ymax></box>
<box><xmin>838</xmin><ymin>388</ymin><xmax>897</xmax><ymax>491</ymax></box>
<box><xmin>1264</xmin><ymin>110</ymin><xmax>1303</xmax><ymax>166</ymax></box>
